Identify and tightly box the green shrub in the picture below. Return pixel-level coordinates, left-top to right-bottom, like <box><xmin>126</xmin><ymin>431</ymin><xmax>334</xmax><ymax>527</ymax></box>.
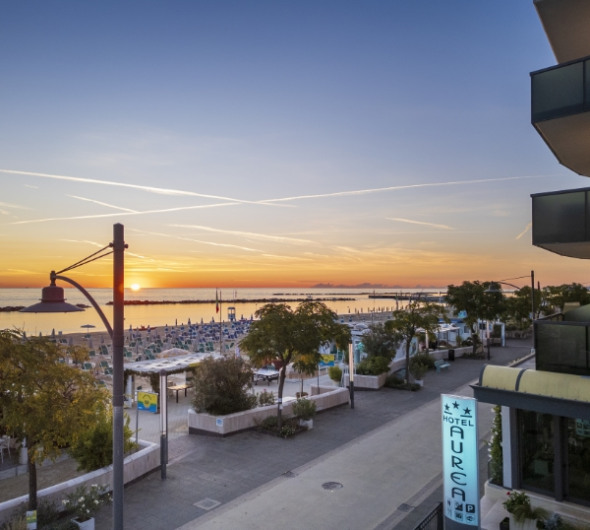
<box><xmin>411</xmin><ymin>352</ymin><xmax>435</xmax><ymax>370</ymax></box>
<box><xmin>328</xmin><ymin>365</ymin><xmax>342</xmax><ymax>383</ymax></box>
<box><xmin>279</xmin><ymin>421</ymin><xmax>299</xmax><ymax>438</ymax></box>
<box><xmin>384</xmin><ymin>374</ymin><xmax>421</xmax><ymax>391</ymax></box>
<box><xmin>258</xmin><ymin>389</ymin><xmax>275</xmax><ymax>406</ymax></box>
<box><xmin>488</xmin><ymin>405</ymin><xmax>503</xmax><ymax>485</ymax></box>
<box><xmin>409</xmin><ymin>361</ymin><xmax>428</xmax><ymax>380</ymax></box>
<box><xmin>258</xmin><ymin>416</ymin><xmax>302</xmax><ymax>438</ymax></box>
<box><xmin>191</xmin><ymin>356</ymin><xmax>257</xmax><ymax>415</ymax></box>
<box><xmin>69</xmin><ymin>411</ymin><xmax>137</xmax><ymax>472</ymax></box>
<box><xmin>292</xmin><ymin>398</ymin><xmax>316</xmax><ymax>420</ymax></box>
<box><xmin>260</xmin><ymin>415</ymin><xmax>278</xmax><ymax>430</ymax></box>
<box><xmin>356</xmin><ymin>356</ymin><xmax>390</xmax><ymax>375</ymax></box>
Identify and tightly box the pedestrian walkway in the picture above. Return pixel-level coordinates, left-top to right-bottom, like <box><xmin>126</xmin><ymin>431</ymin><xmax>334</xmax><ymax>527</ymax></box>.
<box><xmin>94</xmin><ymin>340</ymin><xmax>533</xmax><ymax>529</ymax></box>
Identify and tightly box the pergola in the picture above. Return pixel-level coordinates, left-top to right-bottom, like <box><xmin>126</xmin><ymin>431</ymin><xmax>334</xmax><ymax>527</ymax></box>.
<box><xmin>123</xmin><ymin>350</ymin><xmax>220</xmax><ymax>478</ymax></box>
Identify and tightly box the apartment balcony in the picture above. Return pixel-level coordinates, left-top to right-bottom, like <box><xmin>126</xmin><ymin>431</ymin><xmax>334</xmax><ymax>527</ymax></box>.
<box><xmin>531</xmin><ymin>187</ymin><xmax>590</xmax><ymax>258</ymax></box>
<box><xmin>534</xmin><ymin>319</ymin><xmax>590</xmax><ymax>376</ymax></box>
<box><xmin>531</xmin><ymin>57</ymin><xmax>590</xmax><ymax>177</ymax></box>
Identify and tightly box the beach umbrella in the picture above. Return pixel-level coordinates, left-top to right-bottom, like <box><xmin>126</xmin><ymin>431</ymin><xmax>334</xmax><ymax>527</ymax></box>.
<box><xmin>81</xmin><ymin>324</ymin><xmax>96</xmax><ymax>329</ymax></box>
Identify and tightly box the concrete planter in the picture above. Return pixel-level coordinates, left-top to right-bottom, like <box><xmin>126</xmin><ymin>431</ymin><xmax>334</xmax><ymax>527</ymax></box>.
<box><xmin>342</xmin><ymin>373</ymin><xmax>387</xmax><ymax>390</ymax></box>
<box><xmin>299</xmin><ymin>419</ymin><xmax>313</xmax><ymax>430</ymax></box>
<box><xmin>0</xmin><ymin>440</ymin><xmax>160</xmax><ymax>525</ymax></box>
<box><xmin>188</xmin><ymin>386</ymin><xmax>349</xmax><ymax>436</ymax></box>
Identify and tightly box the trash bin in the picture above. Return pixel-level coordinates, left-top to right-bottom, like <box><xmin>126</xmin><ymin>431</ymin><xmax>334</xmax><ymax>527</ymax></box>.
<box><xmin>448</xmin><ymin>349</ymin><xmax>455</xmax><ymax>362</ymax></box>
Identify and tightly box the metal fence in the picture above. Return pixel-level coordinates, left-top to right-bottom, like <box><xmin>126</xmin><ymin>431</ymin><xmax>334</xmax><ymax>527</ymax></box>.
<box><xmin>413</xmin><ymin>502</ymin><xmax>443</xmax><ymax>530</ymax></box>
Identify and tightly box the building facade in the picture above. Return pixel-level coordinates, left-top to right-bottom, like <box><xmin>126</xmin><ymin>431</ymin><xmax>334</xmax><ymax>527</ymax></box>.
<box><xmin>473</xmin><ymin>0</ymin><xmax>590</xmax><ymax>525</ymax></box>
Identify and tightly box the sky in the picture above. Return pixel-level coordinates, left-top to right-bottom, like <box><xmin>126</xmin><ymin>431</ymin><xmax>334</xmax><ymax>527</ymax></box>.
<box><xmin>1</xmin><ymin>1</ymin><xmax>589</xmax><ymax>291</ymax></box>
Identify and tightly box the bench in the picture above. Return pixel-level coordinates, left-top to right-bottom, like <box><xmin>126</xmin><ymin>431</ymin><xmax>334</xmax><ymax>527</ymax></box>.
<box><xmin>435</xmin><ymin>359</ymin><xmax>450</xmax><ymax>373</ymax></box>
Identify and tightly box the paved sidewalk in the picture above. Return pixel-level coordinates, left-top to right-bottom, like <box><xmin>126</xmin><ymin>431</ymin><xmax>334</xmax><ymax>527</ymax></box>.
<box><xmin>95</xmin><ymin>340</ymin><xmax>532</xmax><ymax>529</ymax></box>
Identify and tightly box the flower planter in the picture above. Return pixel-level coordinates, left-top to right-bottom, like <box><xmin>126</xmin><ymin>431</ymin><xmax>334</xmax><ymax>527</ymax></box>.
<box><xmin>72</xmin><ymin>516</ymin><xmax>95</xmax><ymax>529</ymax></box>
<box><xmin>299</xmin><ymin>419</ymin><xmax>313</xmax><ymax>430</ymax></box>
<box><xmin>508</xmin><ymin>515</ymin><xmax>536</xmax><ymax>530</ymax></box>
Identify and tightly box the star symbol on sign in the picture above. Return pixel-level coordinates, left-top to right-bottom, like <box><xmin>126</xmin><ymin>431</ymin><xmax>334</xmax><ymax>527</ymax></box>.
<box><xmin>463</xmin><ymin>407</ymin><xmax>471</xmax><ymax>416</ymax></box>
<box><xmin>452</xmin><ymin>401</ymin><xmax>460</xmax><ymax>409</ymax></box>
<box><xmin>445</xmin><ymin>404</ymin><xmax>450</xmax><ymax>412</ymax></box>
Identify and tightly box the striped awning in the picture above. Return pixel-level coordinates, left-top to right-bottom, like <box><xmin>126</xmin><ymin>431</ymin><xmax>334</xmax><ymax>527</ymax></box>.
<box><xmin>472</xmin><ymin>365</ymin><xmax>590</xmax><ymax>420</ymax></box>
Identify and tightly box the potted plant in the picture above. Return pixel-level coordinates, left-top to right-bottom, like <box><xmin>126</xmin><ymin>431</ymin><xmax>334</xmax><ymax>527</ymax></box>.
<box><xmin>291</xmin><ymin>398</ymin><xmax>316</xmax><ymax>430</ymax></box>
<box><xmin>503</xmin><ymin>490</ymin><xmax>547</xmax><ymax>530</ymax></box>
<box><xmin>328</xmin><ymin>365</ymin><xmax>343</xmax><ymax>385</ymax></box>
<box><xmin>63</xmin><ymin>483</ymin><xmax>110</xmax><ymax>529</ymax></box>
<box><xmin>409</xmin><ymin>358</ymin><xmax>428</xmax><ymax>385</ymax></box>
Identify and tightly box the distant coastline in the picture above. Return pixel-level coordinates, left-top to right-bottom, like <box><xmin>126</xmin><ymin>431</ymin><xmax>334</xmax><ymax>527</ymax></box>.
<box><xmin>0</xmin><ymin>296</ymin><xmax>356</xmax><ymax>313</ymax></box>
<box><xmin>107</xmin><ymin>296</ymin><xmax>356</xmax><ymax>307</ymax></box>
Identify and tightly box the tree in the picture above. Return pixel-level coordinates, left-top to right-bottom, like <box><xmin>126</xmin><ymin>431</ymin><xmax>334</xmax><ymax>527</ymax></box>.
<box><xmin>504</xmin><ymin>286</ymin><xmax>536</xmax><ymax>330</ymax></box>
<box><xmin>239</xmin><ymin>301</ymin><xmax>350</xmax><ymax>428</ymax></box>
<box><xmin>0</xmin><ymin>330</ymin><xmax>110</xmax><ymax>510</ymax></box>
<box><xmin>361</xmin><ymin>323</ymin><xmax>399</xmax><ymax>360</ymax></box>
<box><xmin>542</xmin><ymin>283</ymin><xmax>590</xmax><ymax>314</ymax></box>
<box><xmin>69</xmin><ymin>412</ymin><xmax>136</xmax><ymax>472</ymax></box>
<box><xmin>445</xmin><ymin>281</ymin><xmax>504</xmax><ymax>354</ymax></box>
<box><xmin>191</xmin><ymin>356</ymin><xmax>257</xmax><ymax>415</ymax></box>
<box><xmin>385</xmin><ymin>300</ymin><xmax>444</xmax><ymax>384</ymax></box>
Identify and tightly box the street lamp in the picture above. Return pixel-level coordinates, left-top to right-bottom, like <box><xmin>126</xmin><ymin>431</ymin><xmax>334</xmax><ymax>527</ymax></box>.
<box><xmin>487</xmin><ymin>270</ymin><xmax>536</xmax><ymax>322</ymax></box>
<box><xmin>21</xmin><ymin>223</ymin><xmax>126</xmax><ymax>530</ymax></box>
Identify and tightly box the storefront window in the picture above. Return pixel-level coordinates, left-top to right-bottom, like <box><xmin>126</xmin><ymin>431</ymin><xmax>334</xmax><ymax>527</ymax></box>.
<box><xmin>520</xmin><ymin>410</ymin><xmax>554</xmax><ymax>494</ymax></box>
<box><xmin>566</xmin><ymin>418</ymin><xmax>590</xmax><ymax>503</ymax></box>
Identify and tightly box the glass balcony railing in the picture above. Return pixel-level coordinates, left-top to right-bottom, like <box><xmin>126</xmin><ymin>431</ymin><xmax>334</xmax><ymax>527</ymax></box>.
<box><xmin>531</xmin><ymin>187</ymin><xmax>590</xmax><ymax>251</ymax></box>
<box><xmin>535</xmin><ymin>320</ymin><xmax>590</xmax><ymax>375</ymax></box>
<box><xmin>531</xmin><ymin>57</ymin><xmax>590</xmax><ymax>122</ymax></box>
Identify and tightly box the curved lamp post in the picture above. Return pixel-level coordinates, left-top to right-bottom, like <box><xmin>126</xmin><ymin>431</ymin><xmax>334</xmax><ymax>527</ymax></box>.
<box><xmin>487</xmin><ymin>270</ymin><xmax>536</xmax><ymax>321</ymax></box>
<box><xmin>21</xmin><ymin>223</ymin><xmax>126</xmax><ymax>530</ymax></box>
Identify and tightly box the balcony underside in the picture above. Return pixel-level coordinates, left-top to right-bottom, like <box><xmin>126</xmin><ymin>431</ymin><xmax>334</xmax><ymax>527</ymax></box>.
<box><xmin>535</xmin><ymin>0</ymin><xmax>590</xmax><ymax>63</ymax></box>
<box><xmin>534</xmin><ymin>112</ymin><xmax>590</xmax><ymax>177</ymax></box>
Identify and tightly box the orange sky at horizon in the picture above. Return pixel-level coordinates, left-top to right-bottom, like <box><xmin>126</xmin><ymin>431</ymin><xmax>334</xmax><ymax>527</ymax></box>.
<box><xmin>3</xmin><ymin>229</ymin><xmax>589</xmax><ymax>291</ymax></box>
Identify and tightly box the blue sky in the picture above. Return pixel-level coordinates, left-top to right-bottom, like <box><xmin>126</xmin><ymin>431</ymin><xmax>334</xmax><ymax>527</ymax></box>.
<box><xmin>1</xmin><ymin>1</ymin><xmax>587</xmax><ymax>289</ymax></box>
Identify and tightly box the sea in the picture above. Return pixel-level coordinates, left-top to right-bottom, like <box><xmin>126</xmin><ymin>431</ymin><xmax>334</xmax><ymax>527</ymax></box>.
<box><xmin>0</xmin><ymin>287</ymin><xmax>445</xmax><ymax>337</ymax></box>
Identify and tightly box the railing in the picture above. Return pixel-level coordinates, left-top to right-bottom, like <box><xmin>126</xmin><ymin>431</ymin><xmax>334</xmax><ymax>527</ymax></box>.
<box><xmin>413</xmin><ymin>502</ymin><xmax>443</xmax><ymax>530</ymax></box>
<box><xmin>531</xmin><ymin>56</ymin><xmax>590</xmax><ymax>122</ymax></box>
<box><xmin>534</xmin><ymin>319</ymin><xmax>590</xmax><ymax>375</ymax></box>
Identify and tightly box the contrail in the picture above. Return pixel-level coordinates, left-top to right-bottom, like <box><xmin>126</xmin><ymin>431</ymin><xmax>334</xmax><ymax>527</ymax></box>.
<box><xmin>169</xmin><ymin>223</ymin><xmax>314</xmax><ymax>245</ymax></box>
<box><xmin>259</xmin><ymin>175</ymin><xmax>554</xmax><ymax>203</ymax></box>
<box><xmin>516</xmin><ymin>222</ymin><xmax>532</xmax><ymax>240</ymax></box>
<box><xmin>128</xmin><ymin>227</ymin><xmax>263</xmax><ymax>253</ymax></box>
<box><xmin>68</xmin><ymin>195</ymin><xmax>138</xmax><ymax>213</ymax></box>
<box><xmin>10</xmin><ymin>202</ymin><xmax>239</xmax><ymax>224</ymax></box>
<box><xmin>387</xmin><ymin>217</ymin><xmax>453</xmax><ymax>230</ymax></box>
<box><xmin>0</xmin><ymin>168</ymin><xmax>270</xmax><ymax>206</ymax></box>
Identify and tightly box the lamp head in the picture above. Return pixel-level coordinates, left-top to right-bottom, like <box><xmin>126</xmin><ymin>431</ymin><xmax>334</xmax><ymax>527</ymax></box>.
<box><xmin>484</xmin><ymin>282</ymin><xmax>502</xmax><ymax>294</ymax></box>
<box><xmin>20</xmin><ymin>272</ymin><xmax>84</xmax><ymax>313</ymax></box>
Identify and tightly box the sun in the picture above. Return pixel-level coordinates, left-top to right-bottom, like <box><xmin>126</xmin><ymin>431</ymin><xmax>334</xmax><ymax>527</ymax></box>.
<box><xmin>130</xmin><ymin>283</ymin><xmax>141</xmax><ymax>292</ymax></box>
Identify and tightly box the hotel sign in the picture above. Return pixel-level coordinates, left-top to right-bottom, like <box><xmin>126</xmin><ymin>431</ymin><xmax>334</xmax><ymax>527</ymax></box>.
<box><xmin>441</xmin><ymin>394</ymin><xmax>479</xmax><ymax>528</ymax></box>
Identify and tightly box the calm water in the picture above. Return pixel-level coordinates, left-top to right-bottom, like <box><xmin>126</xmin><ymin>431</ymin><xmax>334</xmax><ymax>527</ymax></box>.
<box><xmin>0</xmin><ymin>287</ymin><xmax>443</xmax><ymax>336</ymax></box>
